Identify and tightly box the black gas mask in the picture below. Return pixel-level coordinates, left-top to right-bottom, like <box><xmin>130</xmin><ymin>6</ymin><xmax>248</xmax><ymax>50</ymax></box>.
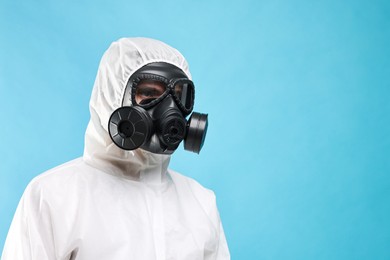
<box><xmin>108</xmin><ymin>62</ymin><xmax>208</xmax><ymax>154</ymax></box>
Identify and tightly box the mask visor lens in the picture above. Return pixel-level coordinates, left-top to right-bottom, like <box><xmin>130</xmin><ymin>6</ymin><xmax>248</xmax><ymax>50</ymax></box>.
<box><xmin>174</xmin><ymin>81</ymin><xmax>194</xmax><ymax>110</ymax></box>
<box><xmin>135</xmin><ymin>80</ymin><xmax>167</xmax><ymax>106</ymax></box>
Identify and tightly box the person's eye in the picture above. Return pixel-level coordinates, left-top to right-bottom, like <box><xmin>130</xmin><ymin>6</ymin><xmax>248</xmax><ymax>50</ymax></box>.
<box><xmin>139</xmin><ymin>88</ymin><xmax>155</xmax><ymax>97</ymax></box>
<box><xmin>138</xmin><ymin>86</ymin><xmax>162</xmax><ymax>97</ymax></box>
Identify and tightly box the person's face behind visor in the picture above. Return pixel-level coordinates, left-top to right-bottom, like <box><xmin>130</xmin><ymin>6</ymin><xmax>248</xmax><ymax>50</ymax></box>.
<box><xmin>134</xmin><ymin>79</ymin><xmax>187</xmax><ymax>108</ymax></box>
<box><xmin>134</xmin><ymin>80</ymin><xmax>166</xmax><ymax>105</ymax></box>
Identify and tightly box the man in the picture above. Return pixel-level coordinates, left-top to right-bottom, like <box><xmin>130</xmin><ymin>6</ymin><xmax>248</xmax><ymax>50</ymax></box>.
<box><xmin>2</xmin><ymin>37</ymin><xmax>230</xmax><ymax>259</ymax></box>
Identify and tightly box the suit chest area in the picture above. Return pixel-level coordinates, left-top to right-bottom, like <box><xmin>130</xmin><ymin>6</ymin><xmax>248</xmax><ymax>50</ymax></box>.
<box><xmin>54</xmin><ymin>181</ymin><xmax>218</xmax><ymax>260</ymax></box>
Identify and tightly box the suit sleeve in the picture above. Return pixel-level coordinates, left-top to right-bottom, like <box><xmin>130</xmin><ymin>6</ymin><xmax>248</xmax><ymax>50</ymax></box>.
<box><xmin>1</xmin><ymin>180</ymin><xmax>56</xmax><ymax>260</ymax></box>
<box><xmin>211</xmin><ymin>194</ymin><xmax>230</xmax><ymax>260</ymax></box>
<box><xmin>202</xmin><ymin>189</ymin><xmax>230</xmax><ymax>260</ymax></box>
<box><xmin>215</xmin><ymin>220</ymin><xmax>230</xmax><ymax>260</ymax></box>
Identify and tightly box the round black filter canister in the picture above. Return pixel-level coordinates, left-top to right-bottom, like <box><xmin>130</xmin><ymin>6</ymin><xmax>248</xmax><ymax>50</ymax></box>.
<box><xmin>184</xmin><ymin>112</ymin><xmax>208</xmax><ymax>154</ymax></box>
<box><xmin>108</xmin><ymin>106</ymin><xmax>153</xmax><ymax>150</ymax></box>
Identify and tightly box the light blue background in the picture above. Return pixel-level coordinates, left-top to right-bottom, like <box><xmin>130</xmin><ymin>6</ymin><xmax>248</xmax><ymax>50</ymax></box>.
<box><xmin>1</xmin><ymin>0</ymin><xmax>389</xmax><ymax>259</ymax></box>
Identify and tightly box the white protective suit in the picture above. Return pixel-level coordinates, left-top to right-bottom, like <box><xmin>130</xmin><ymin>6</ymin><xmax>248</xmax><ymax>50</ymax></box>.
<box><xmin>2</xmin><ymin>37</ymin><xmax>230</xmax><ymax>260</ymax></box>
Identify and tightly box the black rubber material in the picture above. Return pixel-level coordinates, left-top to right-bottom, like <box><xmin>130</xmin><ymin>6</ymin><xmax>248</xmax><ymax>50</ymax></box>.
<box><xmin>108</xmin><ymin>106</ymin><xmax>153</xmax><ymax>150</ymax></box>
<box><xmin>184</xmin><ymin>112</ymin><xmax>208</xmax><ymax>154</ymax></box>
<box><xmin>159</xmin><ymin>114</ymin><xmax>187</xmax><ymax>148</ymax></box>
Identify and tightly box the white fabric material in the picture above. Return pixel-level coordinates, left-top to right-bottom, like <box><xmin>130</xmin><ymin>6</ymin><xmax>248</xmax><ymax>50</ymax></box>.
<box><xmin>2</xmin><ymin>38</ymin><xmax>230</xmax><ymax>260</ymax></box>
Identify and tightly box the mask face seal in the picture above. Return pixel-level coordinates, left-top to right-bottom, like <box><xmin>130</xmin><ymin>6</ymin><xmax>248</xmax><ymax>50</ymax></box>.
<box><xmin>108</xmin><ymin>62</ymin><xmax>208</xmax><ymax>154</ymax></box>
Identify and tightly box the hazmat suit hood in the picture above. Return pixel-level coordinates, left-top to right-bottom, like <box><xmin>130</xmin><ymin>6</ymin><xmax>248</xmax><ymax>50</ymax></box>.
<box><xmin>83</xmin><ymin>37</ymin><xmax>192</xmax><ymax>184</ymax></box>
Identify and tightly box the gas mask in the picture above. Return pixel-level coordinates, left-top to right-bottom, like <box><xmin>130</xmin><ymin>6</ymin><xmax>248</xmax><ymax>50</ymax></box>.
<box><xmin>108</xmin><ymin>62</ymin><xmax>208</xmax><ymax>154</ymax></box>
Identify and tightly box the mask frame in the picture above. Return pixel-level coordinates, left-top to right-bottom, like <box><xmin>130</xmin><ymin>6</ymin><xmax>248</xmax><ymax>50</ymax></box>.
<box><xmin>129</xmin><ymin>74</ymin><xmax>195</xmax><ymax>116</ymax></box>
<box><xmin>128</xmin><ymin>73</ymin><xmax>195</xmax><ymax>116</ymax></box>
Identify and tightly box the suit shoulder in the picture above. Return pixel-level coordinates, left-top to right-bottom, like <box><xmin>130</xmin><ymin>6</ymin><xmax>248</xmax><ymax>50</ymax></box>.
<box><xmin>27</xmin><ymin>157</ymin><xmax>85</xmax><ymax>191</ymax></box>
<box><xmin>168</xmin><ymin>169</ymin><xmax>216</xmax><ymax>203</ymax></box>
